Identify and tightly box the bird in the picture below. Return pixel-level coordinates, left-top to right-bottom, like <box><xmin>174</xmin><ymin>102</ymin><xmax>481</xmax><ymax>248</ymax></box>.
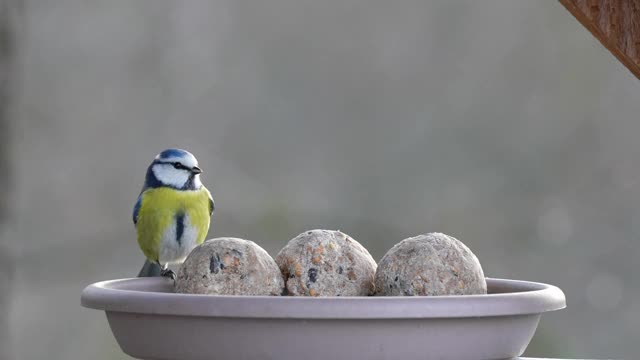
<box><xmin>133</xmin><ymin>148</ymin><xmax>214</xmax><ymax>279</ymax></box>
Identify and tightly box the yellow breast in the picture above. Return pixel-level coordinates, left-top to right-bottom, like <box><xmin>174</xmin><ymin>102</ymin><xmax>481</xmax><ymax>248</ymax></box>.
<box><xmin>136</xmin><ymin>187</ymin><xmax>211</xmax><ymax>263</ymax></box>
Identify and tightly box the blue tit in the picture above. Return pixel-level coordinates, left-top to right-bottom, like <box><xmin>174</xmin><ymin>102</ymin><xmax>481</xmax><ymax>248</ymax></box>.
<box><xmin>133</xmin><ymin>148</ymin><xmax>214</xmax><ymax>279</ymax></box>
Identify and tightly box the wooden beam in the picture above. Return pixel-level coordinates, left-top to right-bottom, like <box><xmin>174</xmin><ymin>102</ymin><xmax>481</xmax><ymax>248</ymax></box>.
<box><xmin>559</xmin><ymin>0</ymin><xmax>640</xmax><ymax>80</ymax></box>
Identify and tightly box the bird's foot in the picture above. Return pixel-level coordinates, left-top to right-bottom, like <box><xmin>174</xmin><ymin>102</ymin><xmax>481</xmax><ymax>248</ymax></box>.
<box><xmin>160</xmin><ymin>268</ymin><xmax>176</xmax><ymax>280</ymax></box>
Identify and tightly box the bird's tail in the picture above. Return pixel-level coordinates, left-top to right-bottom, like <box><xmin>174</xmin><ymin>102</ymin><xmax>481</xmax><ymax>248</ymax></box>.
<box><xmin>137</xmin><ymin>259</ymin><xmax>162</xmax><ymax>277</ymax></box>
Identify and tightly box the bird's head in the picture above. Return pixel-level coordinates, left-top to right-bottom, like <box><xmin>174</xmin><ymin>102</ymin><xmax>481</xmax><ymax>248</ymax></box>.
<box><xmin>144</xmin><ymin>148</ymin><xmax>203</xmax><ymax>190</ymax></box>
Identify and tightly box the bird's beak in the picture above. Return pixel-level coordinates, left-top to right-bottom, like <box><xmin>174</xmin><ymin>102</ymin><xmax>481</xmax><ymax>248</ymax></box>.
<box><xmin>191</xmin><ymin>166</ymin><xmax>202</xmax><ymax>174</ymax></box>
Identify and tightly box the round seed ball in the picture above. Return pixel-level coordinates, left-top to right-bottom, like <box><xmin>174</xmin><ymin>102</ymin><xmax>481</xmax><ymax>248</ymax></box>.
<box><xmin>175</xmin><ymin>237</ymin><xmax>284</xmax><ymax>296</ymax></box>
<box><xmin>276</xmin><ymin>229</ymin><xmax>377</xmax><ymax>296</ymax></box>
<box><xmin>375</xmin><ymin>233</ymin><xmax>486</xmax><ymax>296</ymax></box>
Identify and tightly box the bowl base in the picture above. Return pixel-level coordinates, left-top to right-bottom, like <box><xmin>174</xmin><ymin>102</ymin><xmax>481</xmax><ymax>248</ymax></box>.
<box><xmin>108</xmin><ymin>311</ymin><xmax>540</xmax><ymax>360</ymax></box>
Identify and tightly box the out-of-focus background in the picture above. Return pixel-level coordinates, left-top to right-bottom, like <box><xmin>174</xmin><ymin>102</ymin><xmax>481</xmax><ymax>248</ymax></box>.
<box><xmin>0</xmin><ymin>1</ymin><xmax>638</xmax><ymax>359</ymax></box>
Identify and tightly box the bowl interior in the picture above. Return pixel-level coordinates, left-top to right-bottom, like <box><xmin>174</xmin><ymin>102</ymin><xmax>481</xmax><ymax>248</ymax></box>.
<box><xmin>106</xmin><ymin>276</ymin><xmax>542</xmax><ymax>294</ymax></box>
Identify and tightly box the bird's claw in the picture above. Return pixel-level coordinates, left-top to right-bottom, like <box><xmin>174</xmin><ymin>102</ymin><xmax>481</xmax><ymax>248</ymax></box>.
<box><xmin>160</xmin><ymin>268</ymin><xmax>176</xmax><ymax>280</ymax></box>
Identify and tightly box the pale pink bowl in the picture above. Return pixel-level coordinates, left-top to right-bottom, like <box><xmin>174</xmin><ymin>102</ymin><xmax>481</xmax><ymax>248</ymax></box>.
<box><xmin>81</xmin><ymin>277</ymin><xmax>566</xmax><ymax>360</ymax></box>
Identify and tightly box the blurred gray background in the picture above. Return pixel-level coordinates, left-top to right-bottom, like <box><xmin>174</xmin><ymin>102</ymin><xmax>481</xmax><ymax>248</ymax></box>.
<box><xmin>0</xmin><ymin>0</ymin><xmax>638</xmax><ymax>359</ymax></box>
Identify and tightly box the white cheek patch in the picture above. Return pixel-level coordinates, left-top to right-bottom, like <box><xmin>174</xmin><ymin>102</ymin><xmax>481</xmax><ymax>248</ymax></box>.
<box><xmin>152</xmin><ymin>164</ymin><xmax>190</xmax><ymax>188</ymax></box>
<box><xmin>193</xmin><ymin>174</ymin><xmax>202</xmax><ymax>189</ymax></box>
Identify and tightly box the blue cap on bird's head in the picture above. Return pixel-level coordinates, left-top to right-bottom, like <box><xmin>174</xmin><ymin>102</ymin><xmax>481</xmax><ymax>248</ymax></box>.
<box><xmin>155</xmin><ymin>148</ymin><xmax>198</xmax><ymax>165</ymax></box>
<box><xmin>144</xmin><ymin>148</ymin><xmax>203</xmax><ymax>190</ymax></box>
<box><xmin>156</xmin><ymin>148</ymin><xmax>192</xmax><ymax>161</ymax></box>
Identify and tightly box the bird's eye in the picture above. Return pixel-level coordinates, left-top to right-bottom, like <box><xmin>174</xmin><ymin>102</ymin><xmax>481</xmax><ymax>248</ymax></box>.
<box><xmin>173</xmin><ymin>163</ymin><xmax>183</xmax><ymax>169</ymax></box>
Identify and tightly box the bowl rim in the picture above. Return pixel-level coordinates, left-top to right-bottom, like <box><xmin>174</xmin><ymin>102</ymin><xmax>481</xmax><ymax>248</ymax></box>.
<box><xmin>81</xmin><ymin>277</ymin><xmax>566</xmax><ymax>319</ymax></box>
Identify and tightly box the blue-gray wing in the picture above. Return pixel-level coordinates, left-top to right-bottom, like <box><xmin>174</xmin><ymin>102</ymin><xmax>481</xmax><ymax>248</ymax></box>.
<box><xmin>133</xmin><ymin>193</ymin><xmax>143</xmax><ymax>225</ymax></box>
<box><xmin>208</xmin><ymin>193</ymin><xmax>215</xmax><ymax>216</ymax></box>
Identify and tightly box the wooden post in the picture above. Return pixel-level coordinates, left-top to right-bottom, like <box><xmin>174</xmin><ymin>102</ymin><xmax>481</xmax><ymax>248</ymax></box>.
<box><xmin>559</xmin><ymin>0</ymin><xmax>640</xmax><ymax>79</ymax></box>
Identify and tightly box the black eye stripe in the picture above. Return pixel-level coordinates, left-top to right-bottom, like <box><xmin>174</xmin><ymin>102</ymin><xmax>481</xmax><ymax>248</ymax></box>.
<box><xmin>153</xmin><ymin>160</ymin><xmax>193</xmax><ymax>170</ymax></box>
